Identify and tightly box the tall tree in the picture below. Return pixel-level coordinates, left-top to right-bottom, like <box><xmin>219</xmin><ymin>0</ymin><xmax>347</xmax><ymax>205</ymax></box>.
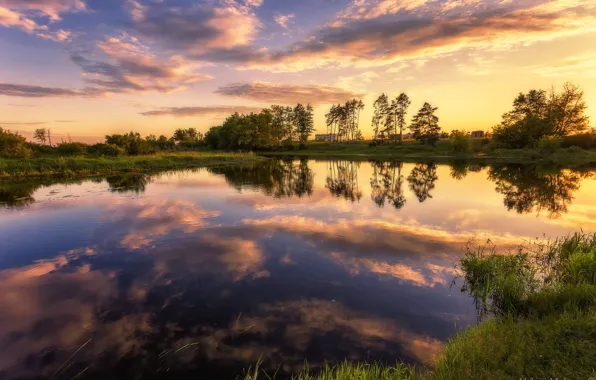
<box><xmin>294</xmin><ymin>103</ymin><xmax>315</xmax><ymax>144</ymax></box>
<box><xmin>392</xmin><ymin>93</ymin><xmax>411</xmax><ymax>144</ymax></box>
<box><xmin>372</xmin><ymin>94</ymin><xmax>390</xmax><ymax>141</ymax></box>
<box><xmin>410</xmin><ymin>102</ymin><xmax>441</xmax><ymax>146</ymax></box>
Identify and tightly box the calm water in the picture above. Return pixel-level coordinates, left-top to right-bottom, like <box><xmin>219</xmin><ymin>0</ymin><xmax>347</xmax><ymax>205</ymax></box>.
<box><xmin>1</xmin><ymin>159</ymin><xmax>595</xmax><ymax>379</ymax></box>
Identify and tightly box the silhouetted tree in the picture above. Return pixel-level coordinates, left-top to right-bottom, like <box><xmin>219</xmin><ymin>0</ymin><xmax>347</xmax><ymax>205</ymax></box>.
<box><xmin>391</xmin><ymin>93</ymin><xmax>411</xmax><ymax>144</ymax></box>
<box><xmin>372</xmin><ymin>94</ymin><xmax>390</xmax><ymax>141</ymax></box>
<box><xmin>492</xmin><ymin>83</ymin><xmax>589</xmax><ymax>148</ymax></box>
<box><xmin>410</xmin><ymin>103</ymin><xmax>441</xmax><ymax>146</ymax></box>
<box><xmin>33</xmin><ymin>128</ymin><xmax>47</xmax><ymax>145</ymax></box>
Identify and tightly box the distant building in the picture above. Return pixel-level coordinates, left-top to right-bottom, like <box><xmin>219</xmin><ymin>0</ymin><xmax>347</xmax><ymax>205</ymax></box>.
<box><xmin>315</xmin><ymin>134</ymin><xmax>337</xmax><ymax>141</ymax></box>
<box><xmin>471</xmin><ymin>130</ymin><xmax>485</xmax><ymax>138</ymax></box>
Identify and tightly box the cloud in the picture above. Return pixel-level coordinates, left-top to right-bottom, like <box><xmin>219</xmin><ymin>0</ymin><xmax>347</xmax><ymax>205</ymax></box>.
<box><xmin>215</xmin><ymin>81</ymin><xmax>364</xmax><ymax>105</ymax></box>
<box><xmin>0</xmin><ymin>6</ymin><xmax>71</xmax><ymax>41</ymax></box>
<box><xmin>70</xmin><ymin>35</ymin><xmax>212</xmax><ymax>95</ymax></box>
<box><xmin>274</xmin><ymin>13</ymin><xmax>295</xmax><ymax>28</ymax></box>
<box><xmin>0</xmin><ymin>34</ymin><xmax>212</xmax><ymax>98</ymax></box>
<box><xmin>127</xmin><ymin>0</ymin><xmax>262</xmax><ymax>55</ymax></box>
<box><xmin>140</xmin><ymin>105</ymin><xmax>264</xmax><ymax>117</ymax></box>
<box><xmin>0</xmin><ymin>0</ymin><xmax>86</xmax><ymax>20</ymax></box>
<box><xmin>528</xmin><ymin>52</ymin><xmax>596</xmax><ymax>77</ymax></box>
<box><xmin>197</xmin><ymin>0</ymin><xmax>596</xmax><ymax>71</ymax></box>
<box><xmin>0</xmin><ymin>83</ymin><xmax>95</xmax><ymax>98</ymax></box>
<box><xmin>0</xmin><ymin>121</ymin><xmax>46</xmax><ymax>125</ymax></box>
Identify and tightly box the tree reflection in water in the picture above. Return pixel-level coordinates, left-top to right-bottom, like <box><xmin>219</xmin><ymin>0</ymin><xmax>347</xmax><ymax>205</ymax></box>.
<box><xmin>208</xmin><ymin>159</ymin><xmax>314</xmax><ymax>198</ymax></box>
<box><xmin>107</xmin><ymin>173</ymin><xmax>152</xmax><ymax>194</ymax></box>
<box><xmin>326</xmin><ymin>161</ymin><xmax>363</xmax><ymax>202</ymax></box>
<box><xmin>369</xmin><ymin>160</ymin><xmax>406</xmax><ymax>209</ymax></box>
<box><xmin>488</xmin><ymin>164</ymin><xmax>587</xmax><ymax>218</ymax></box>
<box><xmin>407</xmin><ymin>162</ymin><xmax>438</xmax><ymax>203</ymax></box>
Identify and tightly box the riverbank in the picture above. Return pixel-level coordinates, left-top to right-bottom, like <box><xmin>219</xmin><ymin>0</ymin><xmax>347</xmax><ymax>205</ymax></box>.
<box><xmin>0</xmin><ymin>152</ymin><xmax>265</xmax><ymax>179</ymax></box>
<box><xmin>247</xmin><ymin>233</ymin><xmax>596</xmax><ymax>380</ymax></box>
<box><xmin>260</xmin><ymin>140</ymin><xmax>596</xmax><ymax>166</ymax></box>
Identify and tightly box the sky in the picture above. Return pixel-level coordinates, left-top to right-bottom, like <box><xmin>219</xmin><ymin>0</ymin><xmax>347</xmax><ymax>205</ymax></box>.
<box><xmin>0</xmin><ymin>0</ymin><xmax>595</xmax><ymax>142</ymax></box>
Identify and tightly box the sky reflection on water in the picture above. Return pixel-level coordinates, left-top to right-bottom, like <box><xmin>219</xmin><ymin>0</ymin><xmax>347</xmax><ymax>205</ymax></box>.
<box><xmin>0</xmin><ymin>160</ymin><xmax>595</xmax><ymax>379</ymax></box>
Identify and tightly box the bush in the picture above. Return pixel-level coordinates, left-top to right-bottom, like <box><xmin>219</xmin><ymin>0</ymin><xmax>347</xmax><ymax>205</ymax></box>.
<box><xmin>0</xmin><ymin>128</ymin><xmax>32</xmax><ymax>158</ymax></box>
<box><xmin>450</xmin><ymin>130</ymin><xmax>470</xmax><ymax>154</ymax></box>
<box><xmin>537</xmin><ymin>135</ymin><xmax>562</xmax><ymax>155</ymax></box>
<box><xmin>88</xmin><ymin>143</ymin><xmax>125</xmax><ymax>157</ymax></box>
<box><xmin>56</xmin><ymin>142</ymin><xmax>88</xmax><ymax>156</ymax></box>
<box><xmin>282</xmin><ymin>140</ymin><xmax>297</xmax><ymax>151</ymax></box>
<box><xmin>561</xmin><ymin>132</ymin><xmax>596</xmax><ymax>150</ymax></box>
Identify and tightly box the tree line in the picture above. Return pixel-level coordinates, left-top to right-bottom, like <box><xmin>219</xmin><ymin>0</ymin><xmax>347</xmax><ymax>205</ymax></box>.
<box><xmin>204</xmin><ymin>103</ymin><xmax>315</xmax><ymax>150</ymax></box>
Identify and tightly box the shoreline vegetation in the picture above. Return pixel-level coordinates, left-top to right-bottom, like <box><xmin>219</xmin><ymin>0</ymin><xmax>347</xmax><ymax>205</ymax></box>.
<box><xmin>1</xmin><ymin>82</ymin><xmax>595</xmax><ymax>177</ymax></box>
<box><xmin>259</xmin><ymin>140</ymin><xmax>596</xmax><ymax>166</ymax></box>
<box><xmin>243</xmin><ymin>233</ymin><xmax>596</xmax><ymax>380</ymax></box>
<box><xmin>0</xmin><ymin>152</ymin><xmax>265</xmax><ymax>179</ymax></box>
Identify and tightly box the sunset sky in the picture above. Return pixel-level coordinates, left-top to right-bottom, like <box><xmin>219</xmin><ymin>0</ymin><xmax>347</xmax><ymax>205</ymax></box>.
<box><xmin>1</xmin><ymin>0</ymin><xmax>595</xmax><ymax>142</ymax></box>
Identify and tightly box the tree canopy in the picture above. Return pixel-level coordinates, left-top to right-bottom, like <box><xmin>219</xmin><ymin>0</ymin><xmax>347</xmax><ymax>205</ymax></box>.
<box><xmin>492</xmin><ymin>83</ymin><xmax>589</xmax><ymax>148</ymax></box>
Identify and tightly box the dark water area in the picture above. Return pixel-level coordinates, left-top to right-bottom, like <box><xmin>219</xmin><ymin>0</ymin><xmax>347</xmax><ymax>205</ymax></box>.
<box><xmin>1</xmin><ymin>159</ymin><xmax>595</xmax><ymax>379</ymax></box>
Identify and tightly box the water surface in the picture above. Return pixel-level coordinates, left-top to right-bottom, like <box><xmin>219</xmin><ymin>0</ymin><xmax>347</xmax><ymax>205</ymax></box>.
<box><xmin>1</xmin><ymin>159</ymin><xmax>595</xmax><ymax>379</ymax></box>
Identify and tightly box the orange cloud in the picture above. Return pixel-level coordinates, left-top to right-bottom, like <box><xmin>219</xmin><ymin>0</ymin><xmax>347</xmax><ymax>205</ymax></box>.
<box><xmin>215</xmin><ymin>81</ymin><xmax>364</xmax><ymax>105</ymax></box>
<box><xmin>200</xmin><ymin>0</ymin><xmax>596</xmax><ymax>72</ymax></box>
<box><xmin>128</xmin><ymin>0</ymin><xmax>262</xmax><ymax>54</ymax></box>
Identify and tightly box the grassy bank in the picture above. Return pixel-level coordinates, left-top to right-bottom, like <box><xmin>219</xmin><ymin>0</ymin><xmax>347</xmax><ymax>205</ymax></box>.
<box><xmin>260</xmin><ymin>140</ymin><xmax>596</xmax><ymax>166</ymax></box>
<box><xmin>0</xmin><ymin>151</ymin><xmax>265</xmax><ymax>179</ymax></box>
<box><xmin>245</xmin><ymin>233</ymin><xmax>596</xmax><ymax>380</ymax></box>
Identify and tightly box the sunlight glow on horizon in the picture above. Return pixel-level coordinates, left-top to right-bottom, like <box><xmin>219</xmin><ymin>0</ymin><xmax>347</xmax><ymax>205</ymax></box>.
<box><xmin>1</xmin><ymin>0</ymin><xmax>595</xmax><ymax>140</ymax></box>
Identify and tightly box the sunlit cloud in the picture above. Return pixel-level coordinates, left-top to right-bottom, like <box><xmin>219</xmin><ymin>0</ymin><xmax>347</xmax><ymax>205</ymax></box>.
<box><xmin>71</xmin><ymin>34</ymin><xmax>212</xmax><ymax>95</ymax></box>
<box><xmin>528</xmin><ymin>52</ymin><xmax>596</xmax><ymax>77</ymax></box>
<box><xmin>0</xmin><ymin>6</ymin><xmax>71</xmax><ymax>41</ymax></box>
<box><xmin>202</xmin><ymin>0</ymin><xmax>596</xmax><ymax>72</ymax></box>
<box><xmin>0</xmin><ymin>0</ymin><xmax>86</xmax><ymax>21</ymax></box>
<box><xmin>140</xmin><ymin>105</ymin><xmax>263</xmax><ymax>117</ymax></box>
<box><xmin>0</xmin><ymin>83</ymin><xmax>96</xmax><ymax>98</ymax></box>
<box><xmin>215</xmin><ymin>81</ymin><xmax>364</xmax><ymax>105</ymax></box>
<box><xmin>126</xmin><ymin>0</ymin><xmax>262</xmax><ymax>55</ymax></box>
<box><xmin>274</xmin><ymin>13</ymin><xmax>295</xmax><ymax>29</ymax></box>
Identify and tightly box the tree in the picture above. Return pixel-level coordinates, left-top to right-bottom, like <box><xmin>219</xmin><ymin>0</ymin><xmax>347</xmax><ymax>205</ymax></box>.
<box><xmin>547</xmin><ymin>82</ymin><xmax>590</xmax><ymax>136</ymax></box>
<box><xmin>294</xmin><ymin>103</ymin><xmax>315</xmax><ymax>145</ymax></box>
<box><xmin>0</xmin><ymin>128</ymin><xmax>32</xmax><ymax>158</ymax></box>
<box><xmin>492</xmin><ymin>83</ymin><xmax>589</xmax><ymax>148</ymax></box>
<box><xmin>33</xmin><ymin>128</ymin><xmax>47</xmax><ymax>145</ymax></box>
<box><xmin>372</xmin><ymin>94</ymin><xmax>390</xmax><ymax>141</ymax></box>
<box><xmin>391</xmin><ymin>93</ymin><xmax>411</xmax><ymax>144</ymax></box>
<box><xmin>410</xmin><ymin>102</ymin><xmax>441</xmax><ymax>146</ymax></box>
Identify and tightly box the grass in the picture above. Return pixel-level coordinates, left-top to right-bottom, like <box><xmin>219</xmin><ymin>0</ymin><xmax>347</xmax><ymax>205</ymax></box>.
<box><xmin>260</xmin><ymin>140</ymin><xmax>596</xmax><ymax>166</ymax></box>
<box><xmin>0</xmin><ymin>151</ymin><xmax>266</xmax><ymax>179</ymax></box>
<box><xmin>242</xmin><ymin>361</ymin><xmax>417</xmax><ymax>380</ymax></box>
<box><xmin>245</xmin><ymin>233</ymin><xmax>596</xmax><ymax>380</ymax></box>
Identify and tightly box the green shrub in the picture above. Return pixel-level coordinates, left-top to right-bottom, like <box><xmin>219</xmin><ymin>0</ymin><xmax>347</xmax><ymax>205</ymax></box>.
<box><xmin>537</xmin><ymin>135</ymin><xmax>562</xmax><ymax>155</ymax></box>
<box><xmin>561</xmin><ymin>132</ymin><xmax>596</xmax><ymax>149</ymax></box>
<box><xmin>88</xmin><ymin>143</ymin><xmax>125</xmax><ymax>157</ymax></box>
<box><xmin>56</xmin><ymin>142</ymin><xmax>89</xmax><ymax>156</ymax></box>
<box><xmin>0</xmin><ymin>128</ymin><xmax>32</xmax><ymax>158</ymax></box>
<box><xmin>449</xmin><ymin>130</ymin><xmax>470</xmax><ymax>154</ymax></box>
